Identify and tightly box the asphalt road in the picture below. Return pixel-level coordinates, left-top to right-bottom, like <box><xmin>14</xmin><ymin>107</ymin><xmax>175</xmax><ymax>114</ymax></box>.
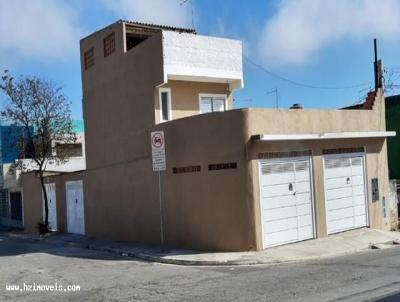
<box><xmin>1</xmin><ymin>234</ymin><xmax>400</xmax><ymax>302</ymax></box>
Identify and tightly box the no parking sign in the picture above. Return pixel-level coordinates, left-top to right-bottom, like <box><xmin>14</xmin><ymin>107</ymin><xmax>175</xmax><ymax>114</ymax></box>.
<box><xmin>151</xmin><ymin>131</ymin><xmax>166</xmax><ymax>171</ymax></box>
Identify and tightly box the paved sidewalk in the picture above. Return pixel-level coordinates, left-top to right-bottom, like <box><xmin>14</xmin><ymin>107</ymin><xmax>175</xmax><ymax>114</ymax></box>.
<box><xmin>5</xmin><ymin>228</ymin><xmax>400</xmax><ymax>266</ymax></box>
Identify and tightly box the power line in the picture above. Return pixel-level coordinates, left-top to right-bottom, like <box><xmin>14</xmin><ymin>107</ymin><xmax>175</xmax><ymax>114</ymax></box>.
<box><xmin>244</xmin><ymin>55</ymin><xmax>373</xmax><ymax>90</ymax></box>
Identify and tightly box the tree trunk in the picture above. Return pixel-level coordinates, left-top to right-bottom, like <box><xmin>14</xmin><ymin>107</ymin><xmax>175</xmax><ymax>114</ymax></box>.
<box><xmin>39</xmin><ymin>172</ymin><xmax>49</xmax><ymax>232</ymax></box>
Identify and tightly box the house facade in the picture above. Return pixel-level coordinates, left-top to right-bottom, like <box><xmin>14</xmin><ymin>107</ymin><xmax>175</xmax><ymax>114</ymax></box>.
<box><xmin>74</xmin><ymin>20</ymin><xmax>396</xmax><ymax>252</ymax></box>
<box><xmin>1</xmin><ymin>121</ymin><xmax>85</xmax><ymax>231</ymax></box>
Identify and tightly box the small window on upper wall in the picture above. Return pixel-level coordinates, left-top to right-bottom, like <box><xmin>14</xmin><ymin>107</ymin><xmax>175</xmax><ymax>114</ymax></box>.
<box><xmin>103</xmin><ymin>32</ymin><xmax>115</xmax><ymax>57</ymax></box>
<box><xmin>84</xmin><ymin>48</ymin><xmax>94</xmax><ymax>70</ymax></box>
<box><xmin>199</xmin><ymin>94</ymin><xmax>227</xmax><ymax>114</ymax></box>
<box><xmin>159</xmin><ymin>88</ymin><xmax>171</xmax><ymax>122</ymax></box>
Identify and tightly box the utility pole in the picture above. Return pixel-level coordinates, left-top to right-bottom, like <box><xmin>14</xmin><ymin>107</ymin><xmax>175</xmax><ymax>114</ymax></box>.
<box><xmin>267</xmin><ymin>88</ymin><xmax>279</xmax><ymax>109</ymax></box>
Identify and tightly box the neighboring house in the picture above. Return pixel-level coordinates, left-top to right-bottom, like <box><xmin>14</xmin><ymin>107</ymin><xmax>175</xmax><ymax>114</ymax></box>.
<box><xmin>0</xmin><ymin>124</ymin><xmax>31</xmax><ymax>228</ymax></box>
<box><xmin>385</xmin><ymin>95</ymin><xmax>400</xmax><ymax>180</ymax></box>
<box><xmin>385</xmin><ymin>95</ymin><xmax>400</xmax><ymax>211</ymax></box>
<box><xmin>21</xmin><ymin>20</ymin><xmax>396</xmax><ymax>252</ymax></box>
<box><xmin>344</xmin><ymin>93</ymin><xmax>399</xmax><ymax>181</ymax></box>
<box><xmin>344</xmin><ymin>93</ymin><xmax>400</xmax><ymax>211</ymax></box>
<box><xmin>0</xmin><ymin>120</ymin><xmax>85</xmax><ymax>230</ymax></box>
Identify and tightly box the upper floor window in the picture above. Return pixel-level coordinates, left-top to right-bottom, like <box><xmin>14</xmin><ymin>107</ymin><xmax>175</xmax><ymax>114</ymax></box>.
<box><xmin>199</xmin><ymin>94</ymin><xmax>227</xmax><ymax>114</ymax></box>
<box><xmin>104</xmin><ymin>32</ymin><xmax>115</xmax><ymax>57</ymax></box>
<box><xmin>56</xmin><ymin>143</ymin><xmax>83</xmax><ymax>157</ymax></box>
<box><xmin>159</xmin><ymin>88</ymin><xmax>172</xmax><ymax>122</ymax></box>
<box><xmin>126</xmin><ymin>33</ymin><xmax>149</xmax><ymax>51</ymax></box>
<box><xmin>84</xmin><ymin>48</ymin><xmax>95</xmax><ymax>70</ymax></box>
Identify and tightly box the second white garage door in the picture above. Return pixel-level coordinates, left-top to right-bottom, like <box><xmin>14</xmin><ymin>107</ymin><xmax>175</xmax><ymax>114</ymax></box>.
<box><xmin>323</xmin><ymin>153</ymin><xmax>368</xmax><ymax>235</ymax></box>
<box><xmin>259</xmin><ymin>158</ymin><xmax>315</xmax><ymax>248</ymax></box>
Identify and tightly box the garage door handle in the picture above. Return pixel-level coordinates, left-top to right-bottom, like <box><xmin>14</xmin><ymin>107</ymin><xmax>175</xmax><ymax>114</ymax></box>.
<box><xmin>288</xmin><ymin>183</ymin><xmax>293</xmax><ymax>191</ymax></box>
<box><xmin>75</xmin><ymin>199</ymin><xmax>78</xmax><ymax>204</ymax></box>
<box><xmin>346</xmin><ymin>177</ymin><xmax>351</xmax><ymax>184</ymax></box>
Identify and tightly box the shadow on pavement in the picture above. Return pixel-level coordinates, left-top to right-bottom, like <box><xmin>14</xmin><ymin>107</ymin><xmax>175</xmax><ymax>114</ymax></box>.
<box><xmin>373</xmin><ymin>291</ymin><xmax>400</xmax><ymax>302</ymax></box>
<box><xmin>0</xmin><ymin>230</ymin><xmax>151</xmax><ymax>262</ymax></box>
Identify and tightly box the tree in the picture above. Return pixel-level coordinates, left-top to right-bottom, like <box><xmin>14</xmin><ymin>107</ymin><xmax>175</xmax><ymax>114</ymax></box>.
<box><xmin>0</xmin><ymin>70</ymin><xmax>76</xmax><ymax>233</ymax></box>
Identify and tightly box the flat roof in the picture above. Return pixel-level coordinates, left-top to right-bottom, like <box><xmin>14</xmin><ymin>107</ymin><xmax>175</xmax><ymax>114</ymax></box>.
<box><xmin>251</xmin><ymin>131</ymin><xmax>396</xmax><ymax>141</ymax></box>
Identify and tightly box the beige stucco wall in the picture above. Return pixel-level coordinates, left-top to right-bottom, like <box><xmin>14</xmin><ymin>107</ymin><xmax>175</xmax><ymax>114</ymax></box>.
<box><xmin>80</xmin><ymin>22</ymin><xmax>166</xmax><ymax>245</ymax></box>
<box><xmin>21</xmin><ymin>171</ymin><xmax>85</xmax><ymax>233</ymax></box>
<box><xmin>155</xmin><ymin>80</ymin><xmax>232</xmax><ymax>123</ymax></box>
<box><xmin>83</xmin><ymin>109</ymin><xmax>254</xmax><ymax>251</ymax></box>
<box><xmin>81</xmin><ymin>22</ymin><xmax>164</xmax><ymax>169</ymax></box>
<box><xmin>153</xmin><ymin>110</ymin><xmax>254</xmax><ymax>251</ymax></box>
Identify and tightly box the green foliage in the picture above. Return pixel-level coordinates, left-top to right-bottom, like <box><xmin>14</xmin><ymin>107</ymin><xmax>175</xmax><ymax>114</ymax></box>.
<box><xmin>0</xmin><ymin>70</ymin><xmax>77</xmax><ymax>230</ymax></box>
<box><xmin>386</xmin><ymin>95</ymin><xmax>400</xmax><ymax>180</ymax></box>
<box><xmin>0</xmin><ymin>70</ymin><xmax>77</xmax><ymax>170</ymax></box>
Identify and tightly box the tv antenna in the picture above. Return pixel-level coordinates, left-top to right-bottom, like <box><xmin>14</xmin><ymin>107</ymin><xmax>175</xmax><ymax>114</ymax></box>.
<box><xmin>266</xmin><ymin>88</ymin><xmax>279</xmax><ymax>109</ymax></box>
<box><xmin>180</xmin><ymin>0</ymin><xmax>196</xmax><ymax>30</ymax></box>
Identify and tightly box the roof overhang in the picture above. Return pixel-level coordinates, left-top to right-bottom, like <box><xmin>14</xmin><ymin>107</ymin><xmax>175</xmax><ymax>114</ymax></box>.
<box><xmin>167</xmin><ymin>74</ymin><xmax>243</xmax><ymax>90</ymax></box>
<box><xmin>251</xmin><ymin>131</ymin><xmax>396</xmax><ymax>142</ymax></box>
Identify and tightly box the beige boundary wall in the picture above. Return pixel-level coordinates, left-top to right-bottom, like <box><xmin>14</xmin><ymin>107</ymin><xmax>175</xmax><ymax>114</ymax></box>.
<box><xmin>21</xmin><ymin>171</ymin><xmax>85</xmax><ymax>234</ymax></box>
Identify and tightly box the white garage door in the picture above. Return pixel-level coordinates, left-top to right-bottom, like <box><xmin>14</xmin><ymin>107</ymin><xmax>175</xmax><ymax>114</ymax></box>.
<box><xmin>66</xmin><ymin>180</ymin><xmax>85</xmax><ymax>235</ymax></box>
<box><xmin>259</xmin><ymin>158</ymin><xmax>314</xmax><ymax>248</ymax></box>
<box><xmin>324</xmin><ymin>154</ymin><xmax>368</xmax><ymax>235</ymax></box>
<box><xmin>43</xmin><ymin>183</ymin><xmax>57</xmax><ymax>231</ymax></box>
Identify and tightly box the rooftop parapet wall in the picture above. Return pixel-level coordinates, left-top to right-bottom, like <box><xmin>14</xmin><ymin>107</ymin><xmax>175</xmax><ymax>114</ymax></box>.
<box><xmin>246</xmin><ymin>93</ymin><xmax>386</xmax><ymax>137</ymax></box>
<box><xmin>162</xmin><ymin>31</ymin><xmax>243</xmax><ymax>90</ymax></box>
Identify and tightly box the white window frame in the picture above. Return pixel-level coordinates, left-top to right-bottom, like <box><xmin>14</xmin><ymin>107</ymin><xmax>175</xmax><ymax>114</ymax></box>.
<box><xmin>159</xmin><ymin>88</ymin><xmax>172</xmax><ymax>122</ymax></box>
<box><xmin>198</xmin><ymin>93</ymin><xmax>227</xmax><ymax>114</ymax></box>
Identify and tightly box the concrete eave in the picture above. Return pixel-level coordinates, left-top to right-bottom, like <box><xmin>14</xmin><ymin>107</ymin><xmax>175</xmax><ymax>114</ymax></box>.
<box><xmin>166</xmin><ymin>74</ymin><xmax>243</xmax><ymax>90</ymax></box>
<box><xmin>251</xmin><ymin>131</ymin><xmax>396</xmax><ymax>142</ymax></box>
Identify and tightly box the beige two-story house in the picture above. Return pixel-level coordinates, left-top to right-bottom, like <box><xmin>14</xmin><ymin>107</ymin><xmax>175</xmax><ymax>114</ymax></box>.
<box><xmin>74</xmin><ymin>20</ymin><xmax>397</xmax><ymax>252</ymax></box>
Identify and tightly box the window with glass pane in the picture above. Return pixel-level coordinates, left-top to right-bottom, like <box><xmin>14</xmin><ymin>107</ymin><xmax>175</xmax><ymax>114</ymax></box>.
<box><xmin>161</xmin><ymin>92</ymin><xmax>170</xmax><ymax>121</ymax></box>
<box><xmin>212</xmin><ymin>97</ymin><xmax>225</xmax><ymax>112</ymax></box>
<box><xmin>200</xmin><ymin>96</ymin><xmax>226</xmax><ymax>114</ymax></box>
<box><xmin>200</xmin><ymin>97</ymin><xmax>212</xmax><ymax>113</ymax></box>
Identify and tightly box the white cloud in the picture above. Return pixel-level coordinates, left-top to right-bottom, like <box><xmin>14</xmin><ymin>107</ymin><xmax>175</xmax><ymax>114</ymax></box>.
<box><xmin>103</xmin><ymin>0</ymin><xmax>192</xmax><ymax>28</ymax></box>
<box><xmin>259</xmin><ymin>0</ymin><xmax>400</xmax><ymax>65</ymax></box>
<box><xmin>0</xmin><ymin>0</ymin><xmax>82</xmax><ymax>62</ymax></box>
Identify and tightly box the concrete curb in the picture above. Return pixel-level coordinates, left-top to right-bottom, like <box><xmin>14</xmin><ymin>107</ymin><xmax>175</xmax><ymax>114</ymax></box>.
<box><xmin>85</xmin><ymin>244</ymin><xmax>256</xmax><ymax>266</ymax></box>
<box><xmin>82</xmin><ymin>242</ymin><xmax>399</xmax><ymax>266</ymax></box>
<box><xmin>4</xmin><ymin>231</ymin><xmax>400</xmax><ymax>266</ymax></box>
<box><xmin>6</xmin><ymin>232</ymin><xmax>52</xmax><ymax>241</ymax></box>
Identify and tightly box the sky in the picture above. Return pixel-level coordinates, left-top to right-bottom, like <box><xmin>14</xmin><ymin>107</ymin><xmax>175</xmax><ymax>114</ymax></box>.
<box><xmin>1</xmin><ymin>0</ymin><xmax>400</xmax><ymax>119</ymax></box>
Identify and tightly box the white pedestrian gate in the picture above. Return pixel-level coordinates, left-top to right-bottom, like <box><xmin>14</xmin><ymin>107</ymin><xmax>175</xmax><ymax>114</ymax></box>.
<box><xmin>259</xmin><ymin>158</ymin><xmax>315</xmax><ymax>248</ymax></box>
<box><xmin>43</xmin><ymin>183</ymin><xmax>57</xmax><ymax>231</ymax></box>
<box><xmin>66</xmin><ymin>180</ymin><xmax>85</xmax><ymax>235</ymax></box>
<box><xmin>323</xmin><ymin>153</ymin><xmax>368</xmax><ymax>234</ymax></box>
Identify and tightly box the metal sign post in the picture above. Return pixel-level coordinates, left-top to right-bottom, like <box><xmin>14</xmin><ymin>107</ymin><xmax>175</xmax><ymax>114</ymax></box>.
<box><xmin>157</xmin><ymin>170</ymin><xmax>164</xmax><ymax>251</ymax></box>
<box><xmin>151</xmin><ymin>131</ymin><xmax>166</xmax><ymax>252</ymax></box>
